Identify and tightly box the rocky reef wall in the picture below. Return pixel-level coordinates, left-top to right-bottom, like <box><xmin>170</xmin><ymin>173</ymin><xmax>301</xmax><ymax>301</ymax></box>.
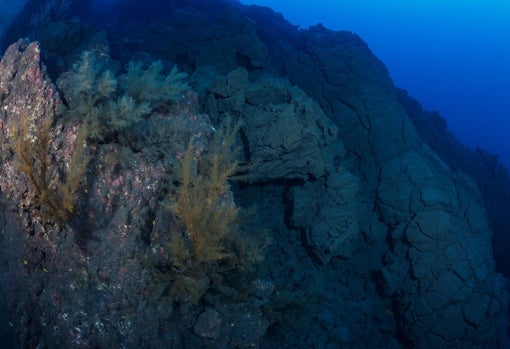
<box><xmin>0</xmin><ymin>1</ymin><xmax>509</xmax><ymax>348</ymax></box>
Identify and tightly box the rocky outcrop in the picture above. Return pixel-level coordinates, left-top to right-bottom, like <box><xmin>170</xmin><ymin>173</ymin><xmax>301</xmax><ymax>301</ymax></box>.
<box><xmin>206</xmin><ymin>68</ymin><xmax>338</xmax><ymax>182</ymax></box>
<box><xmin>205</xmin><ymin>68</ymin><xmax>362</xmax><ymax>264</ymax></box>
<box><xmin>0</xmin><ymin>1</ymin><xmax>509</xmax><ymax>348</ymax></box>
<box><xmin>273</xmin><ymin>23</ymin><xmax>509</xmax><ymax>348</ymax></box>
<box><xmin>198</xmin><ymin>10</ymin><xmax>510</xmax><ymax>348</ymax></box>
<box><xmin>0</xmin><ymin>40</ymin><xmax>270</xmax><ymax>348</ymax></box>
<box><xmin>398</xmin><ymin>88</ymin><xmax>510</xmax><ymax>279</ymax></box>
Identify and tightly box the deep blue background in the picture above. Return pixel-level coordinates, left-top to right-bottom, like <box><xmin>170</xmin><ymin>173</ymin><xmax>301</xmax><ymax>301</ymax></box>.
<box><xmin>241</xmin><ymin>0</ymin><xmax>510</xmax><ymax>169</ymax></box>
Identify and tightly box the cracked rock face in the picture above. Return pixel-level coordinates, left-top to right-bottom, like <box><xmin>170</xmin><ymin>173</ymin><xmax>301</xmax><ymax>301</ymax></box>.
<box><xmin>205</xmin><ymin>68</ymin><xmax>363</xmax><ymax>263</ymax></box>
<box><xmin>203</xmin><ymin>57</ymin><xmax>509</xmax><ymax>346</ymax></box>
<box><xmin>1</xmin><ymin>1</ymin><xmax>509</xmax><ymax>348</ymax></box>
<box><xmin>378</xmin><ymin>150</ymin><xmax>508</xmax><ymax>346</ymax></box>
<box><xmin>290</xmin><ymin>171</ymin><xmax>361</xmax><ymax>263</ymax></box>
<box><xmin>206</xmin><ymin>68</ymin><xmax>340</xmax><ymax>182</ymax></box>
<box><xmin>260</xmin><ymin>22</ymin><xmax>509</xmax><ymax>347</ymax></box>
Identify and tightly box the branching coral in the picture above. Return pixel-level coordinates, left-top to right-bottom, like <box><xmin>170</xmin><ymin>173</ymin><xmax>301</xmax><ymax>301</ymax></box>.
<box><xmin>125</xmin><ymin>60</ymin><xmax>188</xmax><ymax>108</ymax></box>
<box><xmin>160</xmin><ymin>117</ymin><xmax>266</xmax><ymax>303</ymax></box>
<box><xmin>59</xmin><ymin>51</ymin><xmax>189</xmax><ymax>143</ymax></box>
<box><xmin>172</xmin><ymin>118</ymin><xmax>240</xmax><ymax>262</ymax></box>
<box><xmin>58</xmin><ymin>50</ymin><xmax>151</xmax><ymax>142</ymax></box>
<box><xmin>8</xmin><ymin>110</ymin><xmax>89</xmax><ymax>223</ymax></box>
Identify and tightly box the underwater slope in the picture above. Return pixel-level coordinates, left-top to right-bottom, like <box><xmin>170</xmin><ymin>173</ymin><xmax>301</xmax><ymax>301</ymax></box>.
<box><xmin>0</xmin><ymin>0</ymin><xmax>508</xmax><ymax>348</ymax></box>
<box><xmin>397</xmin><ymin>88</ymin><xmax>510</xmax><ymax>278</ymax></box>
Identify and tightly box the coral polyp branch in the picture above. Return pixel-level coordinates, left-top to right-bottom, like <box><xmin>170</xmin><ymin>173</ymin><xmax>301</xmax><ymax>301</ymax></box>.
<box><xmin>8</xmin><ymin>110</ymin><xmax>89</xmax><ymax>224</ymax></box>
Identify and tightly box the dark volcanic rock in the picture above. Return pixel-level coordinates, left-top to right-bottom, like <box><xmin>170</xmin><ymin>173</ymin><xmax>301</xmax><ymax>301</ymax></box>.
<box><xmin>398</xmin><ymin>88</ymin><xmax>510</xmax><ymax>278</ymax></box>
<box><xmin>0</xmin><ymin>1</ymin><xmax>509</xmax><ymax>348</ymax></box>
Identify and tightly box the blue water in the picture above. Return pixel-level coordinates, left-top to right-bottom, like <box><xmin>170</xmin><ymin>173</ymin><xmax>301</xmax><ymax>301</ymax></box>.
<box><xmin>0</xmin><ymin>0</ymin><xmax>28</xmax><ymax>36</ymax></box>
<box><xmin>242</xmin><ymin>0</ymin><xmax>510</xmax><ymax>169</ymax></box>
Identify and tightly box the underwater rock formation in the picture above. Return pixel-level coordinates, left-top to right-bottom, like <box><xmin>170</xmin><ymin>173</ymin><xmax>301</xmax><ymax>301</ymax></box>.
<box><xmin>0</xmin><ymin>0</ymin><xmax>509</xmax><ymax>348</ymax></box>
<box><xmin>398</xmin><ymin>88</ymin><xmax>510</xmax><ymax>279</ymax></box>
